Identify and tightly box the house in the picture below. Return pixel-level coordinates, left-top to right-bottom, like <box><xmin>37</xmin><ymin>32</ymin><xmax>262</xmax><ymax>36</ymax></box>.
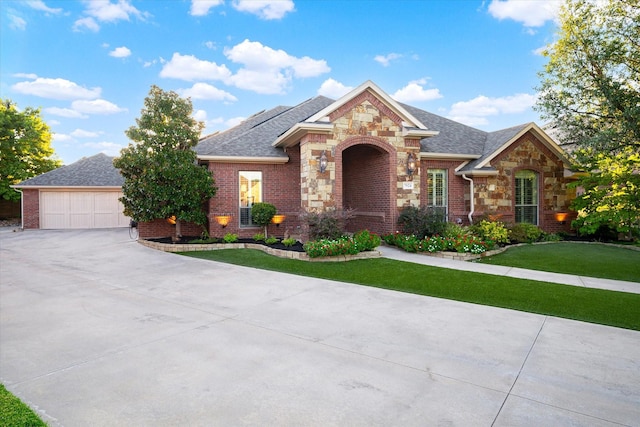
<box><xmin>13</xmin><ymin>153</ymin><xmax>130</xmax><ymax>229</ymax></box>
<box><xmin>16</xmin><ymin>81</ymin><xmax>577</xmax><ymax>238</ymax></box>
<box><xmin>142</xmin><ymin>80</ymin><xmax>576</xmax><ymax>239</ymax></box>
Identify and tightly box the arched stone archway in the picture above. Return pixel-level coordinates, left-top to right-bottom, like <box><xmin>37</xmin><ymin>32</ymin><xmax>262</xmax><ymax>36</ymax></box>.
<box><xmin>336</xmin><ymin>136</ymin><xmax>397</xmax><ymax>235</ymax></box>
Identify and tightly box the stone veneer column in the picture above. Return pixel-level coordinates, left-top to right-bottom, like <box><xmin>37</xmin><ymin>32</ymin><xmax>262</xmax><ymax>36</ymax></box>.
<box><xmin>300</xmin><ymin>133</ymin><xmax>334</xmax><ymax>213</ymax></box>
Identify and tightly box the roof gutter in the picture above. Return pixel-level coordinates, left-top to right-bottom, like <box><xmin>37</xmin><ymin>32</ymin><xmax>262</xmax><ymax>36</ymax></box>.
<box><xmin>461</xmin><ymin>174</ymin><xmax>474</xmax><ymax>225</ymax></box>
<box><xmin>196</xmin><ymin>155</ymin><xmax>289</xmax><ymax>164</ymax></box>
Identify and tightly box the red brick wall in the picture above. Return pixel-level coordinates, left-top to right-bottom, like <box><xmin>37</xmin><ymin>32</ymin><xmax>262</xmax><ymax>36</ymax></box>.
<box><xmin>206</xmin><ymin>147</ymin><xmax>302</xmax><ymax>239</ymax></box>
<box><xmin>342</xmin><ymin>144</ymin><xmax>390</xmax><ymax>235</ymax></box>
<box><xmin>138</xmin><ymin>218</ymin><xmax>205</xmax><ymax>239</ymax></box>
<box><xmin>22</xmin><ymin>189</ymin><xmax>40</xmax><ymax>229</ymax></box>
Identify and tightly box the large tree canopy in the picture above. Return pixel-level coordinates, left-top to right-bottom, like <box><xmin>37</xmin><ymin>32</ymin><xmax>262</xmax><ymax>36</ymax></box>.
<box><xmin>114</xmin><ymin>86</ymin><xmax>216</xmax><ymax>237</ymax></box>
<box><xmin>0</xmin><ymin>100</ymin><xmax>61</xmax><ymax>201</ymax></box>
<box><xmin>536</xmin><ymin>0</ymin><xmax>639</xmax><ymax>154</ymax></box>
<box><xmin>536</xmin><ymin>0</ymin><xmax>640</xmax><ymax>239</ymax></box>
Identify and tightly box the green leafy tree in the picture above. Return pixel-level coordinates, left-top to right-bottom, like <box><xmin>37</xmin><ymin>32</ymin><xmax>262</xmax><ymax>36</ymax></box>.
<box><xmin>114</xmin><ymin>86</ymin><xmax>216</xmax><ymax>239</ymax></box>
<box><xmin>536</xmin><ymin>0</ymin><xmax>640</xmax><ymax>239</ymax></box>
<box><xmin>536</xmin><ymin>0</ymin><xmax>640</xmax><ymax>154</ymax></box>
<box><xmin>0</xmin><ymin>100</ymin><xmax>61</xmax><ymax>201</ymax></box>
<box><xmin>250</xmin><ymin>202</ymin><xmax>276</xmax><ymax>238</ymax></box>
<box><xmin>571</xmin><ymin>147</ymin><xmax>640</xmax><ymax>240</ymax></box>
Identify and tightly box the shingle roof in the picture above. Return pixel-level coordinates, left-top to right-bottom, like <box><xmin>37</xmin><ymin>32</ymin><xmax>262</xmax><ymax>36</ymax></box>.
<box><xmin>16</xmin><ymin>153</ymin><xmax>123</xmax><ymax>187</ymax></box>
<box><xmin>194</xmin><ymin>88</ymin><xmax>555</xmax><ymax>173</ymax></box>
<box><xmin>196</xmin><ymin>96</ymin><xmax>335</xmax><ymax>158</ymax></box>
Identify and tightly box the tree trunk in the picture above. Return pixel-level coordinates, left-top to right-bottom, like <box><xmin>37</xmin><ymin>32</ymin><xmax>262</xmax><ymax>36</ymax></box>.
<box><xmin>173</xmin><ymin>219</ymin><xmax>182</xmax><ymax>242</ymax></box>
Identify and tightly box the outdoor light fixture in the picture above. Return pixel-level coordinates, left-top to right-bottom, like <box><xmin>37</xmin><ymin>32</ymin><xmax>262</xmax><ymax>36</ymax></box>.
<box><xmin>554</xmin><ymin>212</ymin><xmax>568</xmax><ymax>224</ymax></box>
<box><xmin>271</xmin><ymin>214</ymin><xmax>286</xmax><ymax>227</ymax></box>
<box><xmin>319</xmin><ymin>150</ymin><xmax>328</xmax><ymax>173</ymax></box>
<box><xmin>214</xmin><ymin>215</ymin><xmax>231</xmax><ymax>228</ymax></box>
<box><xmin>407</xmin><ymin>153</ymin><xmax>416</xmax><ymax>177</ymax></box>
<box><xmin>167</xmin><ymin>215</ymin><xmax>176</xmax><ymax>225</ymax></box>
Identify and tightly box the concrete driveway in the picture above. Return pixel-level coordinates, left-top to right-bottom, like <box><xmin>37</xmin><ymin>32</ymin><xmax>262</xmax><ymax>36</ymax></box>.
<box><xmin>1</xmin><ymin>229</ymin><xmax>639</xmax><ymax>426</ymax></box>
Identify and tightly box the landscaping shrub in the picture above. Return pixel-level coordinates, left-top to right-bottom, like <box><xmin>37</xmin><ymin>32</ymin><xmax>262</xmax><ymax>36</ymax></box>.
<box><xmin>252</xmin><ymin>232</ymin><xmax>266</xmax><ymax>241</ymax></box>
<box><xmin>302</xmin><ymin>209</ymin><xmax>355</xmax><ymax>240</ymax></box>
<box><xmin>382</xmin><ymin>232</ymin><xmax>490</xmax><ymax>255</ymax></box>
<box><xmin>282</xmin><ymin>238</ymin><xmax>297</xmax><ymax>247</ymax></box>
<box><xmin>508</xmin><ymin>223</ymin><xmax>543</xmax><ymax>243</ymax></box>
<box><xmin>264</xmin><ymin>237</ymin><xmax>278</xmax><ymax>245</ymax></box>
<box><xmin>223</xmin><ymin>233</ymin><xmax>238</xmax><ymax>243</ymax></box>
<box><xmin>251</xmin><ymin>202</ymin><xmax>276</xmax><ymax>237</ymax></box>
<box><xmin>471</xmin><ymin>220</ymin><xmax>509</xmax><ymax>247</ymax></box>
<box><xmin>397</xmin><ymin>206</ymin><xmax>447</xmax><ymax>238</ymax></box>
<box><xmin>353</xmin><ymin>230</ymin><xmax>381</xmax><ymax>251</ymax></box>
<box><xmin>303</xmin><ymin>236</ymin><xmax>359</xmax><ymax>258</ymax></box>
<box><xmin>442</xmin><ymin>222</ymin><xmax>473</xmax><ymax>239</ymax></box>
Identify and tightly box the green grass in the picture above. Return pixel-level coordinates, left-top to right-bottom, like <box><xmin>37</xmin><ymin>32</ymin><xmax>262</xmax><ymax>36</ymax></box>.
<box><xmin>182</xmin><ymin>249</ymin><xmax>640</xmax><ymax>331</ymax></box>
<box><xmin>0</xmin><ymin>384</ymin><xmax>47</xmax><ymax>427</ymax></box>
<box><xmin>477</xmin><ymin>242</ymin><xmax>640</xmax><ymax>282</ymax></box>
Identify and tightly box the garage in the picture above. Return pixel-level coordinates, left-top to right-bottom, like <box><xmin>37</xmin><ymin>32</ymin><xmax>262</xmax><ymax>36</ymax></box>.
<box><xmin>13</xmin><ymin>153</ymin><xmax>130</xmax><ymax>229</ymax></box>
<box><xmin>40</xmin><ymin>191</ymin><xmax>129</xmax><ymax>229</ymax></box>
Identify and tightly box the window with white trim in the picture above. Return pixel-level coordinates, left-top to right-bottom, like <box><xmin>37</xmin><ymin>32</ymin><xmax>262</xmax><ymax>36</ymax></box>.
<box><xmin>515</xmin><ymin>169</ymin><xmax>538</xmax><ymax>224</ymax></box>
<box><xmin>239</xmin><ymin>171</ymin><xmax>262</xmax><ymax>227</ymax></box>
<box><xmin>427</xmin><ymin>169</ymin><xmax>448</xmax><ymax>220</ymax></box>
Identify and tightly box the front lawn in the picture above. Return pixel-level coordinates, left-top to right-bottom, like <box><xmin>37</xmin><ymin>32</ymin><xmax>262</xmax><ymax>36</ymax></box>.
<box><xmin>182</xmin><ymin>249</ymin><xmax>640</xmax><ymax>331</ymax></box>
<box><xmin>0</xmin><ymin>384</ymin><xmax>47</xmax><ymax>427</ymax></box>
<box><xmin>477</xmin><ymin>242</ymin><xmax>640</xmax><ymax>282</ymax></box>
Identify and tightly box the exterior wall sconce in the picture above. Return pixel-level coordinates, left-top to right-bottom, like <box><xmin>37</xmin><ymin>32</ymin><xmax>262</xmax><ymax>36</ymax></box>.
<box><xmin>271</xmin><ymin>214</ymin><xmax>286</xmax><ymax>227</ymax></box>
<box><xmin>407</xmin><ymin>153</ymin><xmax>416</xmax><ymax>177</ymax></box>
<box><xmin>214</xmin><ymin>215</ymin><xmax>231</xmax><ymax>228</ymax></box>
<box><xmin>554</xmin><ymin>212</ymin><xmax>568</xmax><ymax>224</ymax></box>
<box><xmin>319</xmin><ymin>150</ymin><xmax>328</xmax><ymax>173</ymax></box>
<box><xmin>167</xmin><ymin>215</ymin><xmax>176</xmax><ymax>225</ymax></box>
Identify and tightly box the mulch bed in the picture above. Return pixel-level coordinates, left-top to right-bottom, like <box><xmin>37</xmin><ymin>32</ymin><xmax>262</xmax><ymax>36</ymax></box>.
<box><xmin>147</xmin><ymin>236</ymin><xmax>306</xmax><ymax>252</ymax></box>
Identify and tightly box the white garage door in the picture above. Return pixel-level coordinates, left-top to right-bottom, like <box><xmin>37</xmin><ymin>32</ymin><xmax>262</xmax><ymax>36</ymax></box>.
<box><xmin>41</xmin><ymin>191</ymin><xmax>130</xmax><ymax>229</ymax></box>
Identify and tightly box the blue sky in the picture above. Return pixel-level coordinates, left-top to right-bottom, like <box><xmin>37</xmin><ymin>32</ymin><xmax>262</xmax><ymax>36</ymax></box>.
<box><xmin>1</xmin><ymin>0</ymin><xmax>562</xmax><ymax>165</ymax></box>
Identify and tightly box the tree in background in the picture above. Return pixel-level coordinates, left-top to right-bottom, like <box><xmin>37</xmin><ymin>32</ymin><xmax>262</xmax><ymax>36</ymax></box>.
<box><xmin>536</xmin><ymin>0</ymin><xmax>639</xmax><ymax>239</ymax></box>
<box><xmin>114</xmin><ymin>86</ymin><xmax>216</xmax><ymax>240</ymax></box>
<box><xmin>0</xmin><ymin>100</ymin><xmax>61</xmax><ymax>201</ymax></box>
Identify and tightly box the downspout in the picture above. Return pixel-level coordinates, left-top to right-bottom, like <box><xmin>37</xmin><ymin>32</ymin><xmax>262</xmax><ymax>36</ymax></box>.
<box><xmin>13</xmin><ymin>188</ymin><xmax>24</xmax><ymax>229</ymax></box>
<box><xmin>461</xmin><ymin>174</ymin><xmax>474</xmax><ymax>225</ymax></box>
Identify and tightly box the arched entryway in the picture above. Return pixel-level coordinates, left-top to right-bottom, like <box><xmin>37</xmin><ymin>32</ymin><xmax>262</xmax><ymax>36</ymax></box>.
<box><xmin>338</xmin><ymin>138</ymin><xmax>396</xmax><ymax>235</ymax></box>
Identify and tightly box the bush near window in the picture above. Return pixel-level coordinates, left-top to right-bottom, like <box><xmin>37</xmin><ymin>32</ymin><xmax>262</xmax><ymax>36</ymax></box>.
<box><xmin>471</xmin><ymin>220</ymin><xmax>510</xmax><ymax>245</ymax></box>
<box><xmin>397</xmin><ymin>206</ymin><xmax>447</xmax><ymax>238</ymax></box>
<box><xmin>508</xmin><ymin>222</ymin><xmax>543</xmax><ymax>243</ymax></box>
<box><xmin>223</xmin><ymin>233</ymin><xmax>238</xmax><ymax>243</ymax></box>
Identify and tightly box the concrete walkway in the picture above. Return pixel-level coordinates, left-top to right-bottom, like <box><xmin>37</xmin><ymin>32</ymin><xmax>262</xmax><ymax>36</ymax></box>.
<box><xmin>378</xmin><ymin>245</ymin><xmax>640</xmax><ymax>295</ymax></box>
<box><xmin>1</xmin><ymin>229</ymin><xmax>639</xmax><ymax>426</ymax></box>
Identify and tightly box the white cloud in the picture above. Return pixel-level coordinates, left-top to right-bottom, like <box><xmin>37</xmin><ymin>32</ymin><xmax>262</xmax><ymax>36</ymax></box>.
<box><xmin>225</xmin><ymin>116</ymin><xmax>245</xmax><ymax>128</ymax></box>
<box><xmin>73</xmin><ymin>17</ymin><xmax>99</xmax><ymax>32</ymax></box>
<box><xmin>224</xmin><ymin>39</ymin><xmax>329</xmax><ymax>94</ymax></box>
<box><xmin>74</xmin><ymin>0</ymin><xmax>148</xmax><ymax>31</ymax></box>
<box><xmin>232</xmin><ymin>0</ymin><xmax>295</xmax><ymax>20</ymax></box>
<box><xmin>374</xmin><ymin>53</ymin><xmax>402</xmax><ymax>67</ymax></box>
<box><xmin>52</xmin><ymin>133</ymin><xmax>73</xmax><ymax>142</ymax></box>
<box><xmin>13</xmin><ymin>73</ymin><xmax>39</xmax><ymax>79</ymax></box>
<box><xmin>190</xmin><ymin>0</ymin><xmax>223</xmax><ymax>16</ymax></box>
<box><xmin>26</xmin><ymin>1</ymin><xmax>63</xmax><ymax>14</ymax></box>
<box><xmin>71</xmin><ymin>99</ymin><xmax>127</xmax><ymax>115</ymax></box>
<box><xmin>532</xmin><ymin>45</ymin><xmax>548</xmax><ymax>56</ymax></box>
<box><xmin>109</xmin><ymin>46</ymin><xmax>131</xmax><ymax>58</ymax></box>
<box><xmin>178</xmin><ymin>83</ymin><xmax>237</xmax><ymax>102</ymax></box>
<box><xmin>488</xmin><ymin>0</ymin><xmax>560</xmax><ymax>27</ymax></box>
<box><xmin>12</xmin><ymin>77</ymin><xmax>101</xmax><ymax>100</ymax></box>
<box><xmin>204</xmin><ymin>41</ymin><xmax>217</xmax><ymax>50</ymax></box>
<box><xmin>392</xmin><ymin>79</ymin><xmax>443</xmax><ymax>103</ymax></box>
<box><xmin>45</xmin><ymin>107</ymin><xmax>89</xmax><ymax>119</ymax></box>
<box><xmin>160</xmin><ymin>52</ymin><xmax>232</xmax><ymax>81</ymax></box>
<box><xmin>83</xmin><ymin>141</ymin><xmax>126</xmax><ymax>156</ymax></box>
<box><xmin>8</xmin><ymin>14</ymin><xmax>27</xmax><ymax>30</ymax></box>
<box><xmin>447</xmin><ymin>93</ymin><xmax>537</xmax><ymax>126</ymax></box>
<box><xmin>71</xmin><ymin>129</ymin><xmax>101</xmax><ymax>138</ymax></box>
<box><xmin>317</xmin><ymin>79</ymin><xmax>353</xmax><ymax>99</ymax></box>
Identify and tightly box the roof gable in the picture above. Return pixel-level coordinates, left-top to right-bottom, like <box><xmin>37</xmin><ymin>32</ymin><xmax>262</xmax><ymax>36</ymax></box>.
<box><xmin>15</xmin><ymin>153</ymin><xmax>123</xmax><ymax>188</ymax></box>
<box><xmin>306</xmin><ymin>80</ymin><xmax>430</xmax><ymax>130</ymax></box>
